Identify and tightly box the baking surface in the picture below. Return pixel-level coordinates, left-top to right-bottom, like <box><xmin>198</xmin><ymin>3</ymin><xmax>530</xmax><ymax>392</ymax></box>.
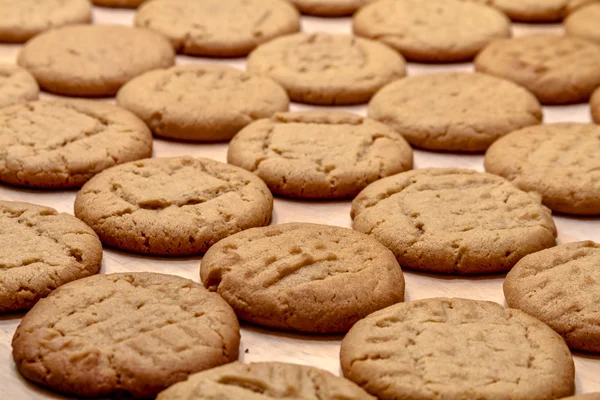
<box><xmin>1</xmin><ymin>6</ymin><xmax>599</xmax><ymax>399</ymax></box>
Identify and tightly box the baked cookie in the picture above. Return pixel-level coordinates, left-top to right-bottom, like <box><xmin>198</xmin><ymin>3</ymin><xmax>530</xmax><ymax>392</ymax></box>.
<box><xmin>92</xmin><ymin>0</ymin><xmax>145</xmax><ymax>7</ymax></box>
<box><xmin>351</xmin><ymin>168</ymin><xmax>557</xmax><ymax>274</ymax></box>
<box><xmin>0</xmin><ymin>0</ymin><xmax>91</xmax><ymax>43</ymax></box>
<box><xmin>504</xmin><ymin>241</ymin><xmax>600</xmax><ymax>352</ymax></box>
<box><xmin>17</xmin><ymin>25</ymin><xmax>175</xmax><ymax>97</ymax></box>
<box><xmin>201</xmin><ymin>223</ymin><xmax>405</xmax><ymax>333</ymax></box>
<box><xmin>592</xmin><ymin>87</ymin><xmax>600</xmax><ymax>123</ymax></box>
<box><xmin>157</xmin><ymin>362</ymin><xmax>375</xmax><ymax>399</ymax></box>
<box><xmin>475</xmin><ymin>35</ymin><xmax>600</xmax><ymax>105</ymax></box>
<box><xmin>465</xmin><ymin>0</ymin><xmax>595</xmax><ymax>21</ymax></box>
<box><xmin>12</xmin><ymin>272</ymin><xmax>240</xmax><ymax>398</ymax></box>
<box><xmin>0</xmin><ymin>64</ymin><xmax>39</xmax><ymax>109</ymax></box>
<box><xmin>290</xmin><ymin>0</ymin><xmax>374</xmax><ymax>16</ymax></box>
<box><xmin>353</xmin><ymin>0</ymin><xmax>511</xmax><ymax>62</ymax></box>
<box><xmin>340</xmin><ymin>298</ymin><xmax>575</xmax><ymax>400</ymax></box>
<box><xmin>0</xmin><ymin>100</ymin><xmax>153</xmax><ymax>189</ymax></box>
<box><xmin>74</xmin><ymin>157</ymin><xmax>273</xmax><ymax>256</ymax></box>
<box><xmin>116</xmin><ymin>64</ymin><xmax>289</xmax><ymax>141</ymax></box>
<box><xmin>367</xmin><ymin>72</ymin><xmax>542</xmax><ymax>152</ymax></box>
<box><xmin>566</xmin><ymin>3</ymin><xmax>600</xmax><ymax>44</ymax></box>
<box><xmin>246</xmin><ymin>33</ymin><xmax>406</xmax><ymax>105</ymax></box>
<box><xmin>227</xmin><ymin>111</ymin><xmax>413</xmax><ymax>199</ymax></box>
<box><xmin>135</xmin><ymin>0</ymin><xmax>301</xmax><ymax>57</ymax></box>
<box><xmin>485</xmin><ymin>123</ymin><xmax>600</xmax><ymax>215</ymax></box>
<box><xmin>0</xmin><ymin>201</ymin><xmax>101</xmax><ymax>312</ymax></box>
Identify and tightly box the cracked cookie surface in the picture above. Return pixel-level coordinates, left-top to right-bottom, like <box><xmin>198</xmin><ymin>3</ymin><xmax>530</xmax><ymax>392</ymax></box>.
<box><xmin>368</xmin><ymin>72</ymin><xmax>542</xmax><ymax>152</ymax></box>
<box><xmin>117</xmin><ymin>64</ymin><xmax>289</xmax><ymax>141</ymax></box>
<box><xmin>17</xmin><ymin>24</ymin><xmax>175</xmax><ymax>97</ymax></box>
<box><xmin>504</xmin><ymin>241</ymin><xmax>600</xmax><ymax>352</ymax></box>
<box><xmin>0</xmin><ymin>64</ymin><xmax>39</xmax><ymax>109</ymax></box>
<box><xmin>351</xmin><ymin>168</ymin><xmax>557</xmax><ymax>274</ymax></box>
<box><xmin>340</xmin><ymin>298</ymin><xmax>575</xmax><ymax>400</ymax></box>
<box><xmin>135</xmin><ymin>0</ymin><xmax>300</xmax><ymax>57</ymax></box>
<box><xmin>0</xmin><ymin>200</ymin><xmax>101</xmax><ymax>312</ymax></box>
<box><xmin>485</xmin><ymin>123</ymin><xmax>600</xmax><ymax>215</ymax></box>
<box><xmin>157</xmin><ymin>361</ymin><xmax>375</xmax><ymax>399</ymax></box>
<box><xmin>74</xmin><ymin>156</ymin><xmax>273</xmax><ymax>255</ymax></box>
<box><xmin>201</xmin><ymin>223</ymin><xmax>404</xmax><ymax>333</ymax></box>
<box><xmin>353</xmin><ymin>0</ymin><xmax>511</xmax><ymax>62</ymax></box>
<box><xmin>0</xmin><ymin>100</ymin><xmax>153</xmax><ymax>188</ymax></box>
<box><xmin>475</xmin><ymin>35</ymin><xmax>600</xmax><ymax>104</ymax></box>
<box><xmin>12</xmin><ymin>272</ymin><xmax>240</xmax><ymax>398</ymax></box>
<box><xmin>0</xmin><ymin>0</ymin><xmax>91</xmax><ymax>43</ymax></box>
<box><xmin>246</xmin><ymin>33</ymin><xmax>406</xmax><ymax>105</ymax></box>
<box><xmin>290</xmin><ymin>0</ymin><xmax>375</xmax><ymax>16</ymax></box>
<box><xmin>227</xmin><ymin>111</ymin><xmax>413</xmax><ymax>199</ymax></box>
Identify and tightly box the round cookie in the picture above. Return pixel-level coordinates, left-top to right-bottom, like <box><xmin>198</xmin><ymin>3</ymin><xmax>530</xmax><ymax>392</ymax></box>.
<box><xmin>0</xmin><ymin>0</ymin><xmax>91</xmax><ymax>43</ymax></box>
<box><xmin>246</xmin><ymin>33</ymin><xmax>406</xmax><ymax>105</ymax></box>
<box><xmin>485</xmin><ymin>123</ymin><xmax>600</xmax><ymax>215</ymax></box>
<box><xmin>592</xmin><ymin>87</ymin><xmax>600</xmax><ymax>123</ymax></box>
<box><xmin>227</xmin><ymin>111</ymin><xmax>413</xmax><ymax>199</ymax></box>
<box><xmin>475</xmin><ymin>35</ymin><xmax>600</xmax><ymax>105</ymax></box>
<box><xmin>0</xmin><ymin>64</ymin><xmax>39</xmax><ymax>109</ymax></box>
<box><xmin>353</xmin><ymin>0</ymin><xmax>511</xmax><ymax>62</ymax></box>
<box><xmin>566</xmin><ymin>3</ymin><xmax>600</xmax><ymax>44</ymax></box>
<box><xmin>466</xmin><ymin>0</ymin><xmax>591</xmax><ymax>22</ymax></box>
<box><xmin>17</xmin><ymin>24</ymin><xmax>175</xmax><ymax>97</ymax></box>
<box><xmin>157</xmin><ymin>361</ymin><xmax>376</xmax><ymax>399</ymax></box>
<box><xmin>74</xmin><ymin>156</ymin><xmax>273</xmax><ymax>256</ymax></box>
<box><xmin>351</xmin><ymin>168</ymin><xmax>557</xmax><ymax>274</ymax></box>
<box><xmin>0</xmin><ymin>100</ymin><xmax>153</xmax><ymax>189</ymax></box>
<box><xmin>290</xmin><ymin>0</ymin><xmax>374</xmax><ymax>16</ymax></box>
<box><xmin>0</xmin><ymin>201</ymin><xmax>101</xmax><ymax>312</ymax></box>
<box><xmin>92</xmin><ymin>0</ymin><xmax>145</xmax><ymax>7</ymax></box>
<box><xmin>367</xmin><ymin>72</ymin><xmax>542</xmax><ymax>152</ymax></box>
<box><xmin>116</xmin><ymin>64</ymin><xmax>289</xmax><ymax>141</ymax></box>
<box><xmin>201</xmin><ymin>223</ymin><xmax>405</xmax><ymax>333</ymax></box>
<box><xmin>340</xmin><ymin>298</ymin><xmax>575</xmax><ymax>400</ymax></box>
<box><xmin>504</xmin><ymin>241</ymin><xmax>600</xmax><ymax>352</ymax></box>
<box><xmin>135</xmin><ymin>0</ymin><xmax>301</xmax><ymax>57</ymax></box>
<box><xmin>12</xmin><ymin>272</ymin><xmax>240</xmax><ymax>398</ymax></box>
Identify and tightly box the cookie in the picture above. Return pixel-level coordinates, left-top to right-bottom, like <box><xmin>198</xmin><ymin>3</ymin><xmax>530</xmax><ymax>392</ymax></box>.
<box><xmin>12</xmin><ymin>272</ymin><xmax>240</xmax><ymax>398</ymax></box>
<box><xmin>157</xmin><ymin>361</ymin><xmax>375</xmax><ymax>399</ymax></box>
<box><xmin>17</xmin><ymin>24</ymin><xmax>175</xmax><ymax>97</ymax></box>
<box><xmin>92</xmin><ymin>0</ymin><xmax>145</xmax><ymax>7</ymax></box>
<box><xmin>0</xmin><ymin>64</ymin><xmax>39</xmax><ymax>109</ymax></box>
<box><xmin>0</xmin><ymin>100</ymin><xmax>153</xmax><ymax>189</ymax></box>
<box><xmin>135</xmin><ymin>0</ymin><xmax>301</xmax><ymax>57</ymax></box>
<box><xmin>475</xmin><ymin>35</ymin><xmax>600</xmax><ymax>105</ymax></box>
<box><xmin>353</xmin><ymin>0</ymin><xmax>511</xmax><ymax>62</ymax></box>
<box><xmin>0</xmin><ymin>0</ymin><xmax>92</xmax><ymax>43</ymax></box>
<box><xmin>351</xmin><ymin>168</ymin><xmax>557</xmax><ymax>274</ymax></box>
<box><xmin>367</xmin><ymin>72</ymin><xmax>542</xmax><ymax>152</ymax></box>
<box><xmin>227</xmin><ymin>111</ymin><xmax>413</xmax><ymax>199</ymax></box>
<box><xmin>485</xmin><ymin>123</ymin><xmax>600</xmax><ymax>215</ymax></box>
<box><xmin>290</xmin><ymin>0</ymin><xmax>374</xmax><ymax>16</ymax></box>
<box><xmin>0</xmin><ymin>201</ymin><xmax>101</xmax><ymax>312</ymax></box>
<box><xmin>504</xmin><ymin>241</ymin><xmax>600</xmax><ymax>352</ymax></box>
<box><xmin>592</xmin><ymin>87</ymin><xmax>600</xmax><ymax>123</ymax></box>
<box><xmin>560</xmin><ymin>395</ymin><xmax>600</xmax><ymax>400</ymax></box>
<box><xmin>467</xmin><ymin>0</ymin><xmax>599</xmax><ymax>21</ymax></box>
<box><xmin>116</xmin><ymin>64</ymin><xmax>289</xmax><ymax>141</ymax></box>
<box><xmin>340</xmin><ymin>298</ymin><xmax>575</xmax><ymax>400</ymax></box>
<box><xmin>246</xmin><ymin>33</ymin><xmax>406</xmax><ymax>105</ymax></box>
<box><xmin>201</xmin><ymin>223</ymin><xmax>405</xmax><ymax>333</ymax></box>
<box><xmin>74</xmin><ymin>156</ymin><xmax>273</xmax><ymax>256</ymax></box>
<box><xmin>566</xmin><ymin>3</ymin><xmax>600</xmax><ymax>44</ymax></box>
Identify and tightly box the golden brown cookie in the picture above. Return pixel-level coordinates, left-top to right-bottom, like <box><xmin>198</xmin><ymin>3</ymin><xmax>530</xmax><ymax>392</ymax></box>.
<box><xmin>475</xmin><ymin>35</ymin><xmax>600</xmax><ymax>104</ymax></box>
<box><xmin>246</xmin><ymin>33</ymin><xmax>406</xmax><ymax>105</ymax></box>
<box><xmin>290</xmin><ymin>0</ymin><xmax>375</xmax><ymax>16</ymax></box>
<box><xmin>201</xmin><ymin>223</ymin><xmax>405</xmax><ymax>333</ymax></box>
<box><xmin>560</xmin><ymin>394</ymin><xmax>600</xmax><ymax>400</ymax></box>
<box><xmin>340</xmin><ymin>298</ymin><xmax>575</xmax><ymax>400</ymax></box>
<box><xmin>12</xmin><ymin>272</ymin><xmax>240</xmax><ymax>398</ymax></box>
<box><xmin>0</xmin><ymin>64</ymin><xmax>39</xmax><ymax>109</ymax></box>
<box><xmin>157</xmin><ymin>362</ymin><xmax>375</xmax><ymax>399</ymax></box>
<box><xmin>367</xmin><ymin>72</ymin><xmax>542</xmax><ymax>152</ymax></box>
<box><xmin>351</xmin><ymin>168</ymin><xmax>557</xmax><ymax>274</ymax></box>
<box><xmin>92</xmin><ymin>0</ymin><xmax>145</xmax><ymax>7</ymax></box>
<box><xmin>227</xmin><ymin>111</ymin><xmax>413</xmax><ymax>199</ymax></box>
<box><xmin>466</xmin><ymin>0</ymin><xmax>597</xmax><ymax>21</ymax></box>
<box><xmin>485</xmin><ymin>123</ymin><xmax>600</xmax><ymax>215</ymax></box>
<box><xmin>504</xmin><ymin>241</ymin><xmax>600</xmax><ymax>352</ymax></box>
<box><xmin>74</xmin><ymin>157</ymin><xmax>273</xmax><ymax>256</ymax></box>
<box><xmin>0</xmin><ymin>201</ymin><xmax>101</xmax><ymax>312</ymax></box>
<box><xmin>0</xmin><ymin>100</ymin><xmax>153</xmax><ymax>189</ymax></box>
<box><xmin>565</xmin><ymin>3</ymin><xmax>600</xmax><ymax>44</ymax></box>
<box><xmin>592</xmin><ymin>86</ymin><xmax>600</xmax><ymax>123</ymax></box>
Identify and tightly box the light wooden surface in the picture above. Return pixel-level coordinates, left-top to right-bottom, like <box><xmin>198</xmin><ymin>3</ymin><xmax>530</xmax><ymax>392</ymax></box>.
<box><xmin>1</xmin><ymin>6</ymin><xmax>599</xmax><ymax>399</ymax></box>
